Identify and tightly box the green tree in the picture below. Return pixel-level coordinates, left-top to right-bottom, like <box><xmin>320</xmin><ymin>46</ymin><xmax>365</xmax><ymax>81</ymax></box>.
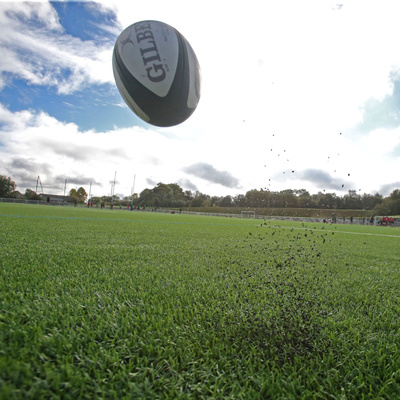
<box><xmin>233</xmin><ymin>194</ymin><xmax>246</xmax><ymax>207</ymax></box>
<box><xmin>270</xmin><ymin>192</ymin><xmax>286</xmax><ymax>208</ymax></box>
<box><xmin>389</xmin><ymin>189</ymin><xmax>400</xmax><ymax>201</ymax></box>
<box><xmin>69</xmin><ymin>187</ymin><xmax>88</xmax><ymax>203</ymax></box>
<box><xmin>342</xmin><ymin>190</ymin><xmax>362</xmax><ymax>209</ymax></box>
<box><xmin>138</xmin><ymin>188</ymin><xmax>155</xmax><ymax>206</ymax></box>
<box><xmin>245</xmin><ymin>189</ymin><xmax>265</xmax><ymax>207</ymax></box>
<box><xmin>191</xmin><ymin>191</ymin><xmax>210</xmax><ymax>207</ymax></box>
<box><xmin>361</xmin><ymin>193</ymin><xmax>383</xmax><ymax>210</ymax></box>
<box><xmin>153</xmin><ymin>183</ymin><xmax>174</xmax><ymax>206</ymax></box>
<box><xmin>374</xmin><ymin>189</ymin><xmax>400</xmax><ymax>215</ymax></box>
<box><xmin>295</xmin><ymin>189</ymin><xmax>314</xmax><ymax>208</ymax></box>
<box><xmin>69</xmin><ymin>189</ymin><xmax>79</xmax><ymax>204</ymax></box>
<box><xmin>167</xmin><ymin>183</ymin><xmax>187</xmax><ymax>207</ymax></box>
<box><xmin>0</xmin><ymin>175</ymin><xmax>16</xmax><ymax>197</ymax></box>
<box><xmin>76</xmin><ymin>187</ymin><xmax>88</xmax><ymax>203</ymax></box>
<box><xmin>24</xmin><ymin>189</ymin><xmax>42</xmax><ymax>200</ymax></box>
<box><xmin>294</xmin><ymin>189</ymin><xmax>310</xmax><ymax>197</ymax></box>
<box><xmin>220</xmin><ymin>195</ymin><xmax>233</xmax><ymax>207</ymax></box>
<box><xmin>191</xmin><ymin>196</ymin><xmax>205</xmax><ymax>207</ymax></box>
<box><xmin>280</xmin><ymin>189</ymin><xmax>298</xmax><ymax>208</ymax></box>
<box><xmin>184</xmin><ymin>190</ymin><xmax>194</xmax><ymax>202</ymax></box>
<box><xmin>317</xmin><ymin>192</ymin><xmax>337</xmax><ymax>209</ymax></box>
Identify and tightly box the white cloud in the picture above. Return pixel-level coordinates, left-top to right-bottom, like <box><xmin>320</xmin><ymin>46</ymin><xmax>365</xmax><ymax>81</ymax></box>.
<box><xmin>183</xmin><ymin>162</ymin><xmax>241</xmax><ymax>189</ymax></box>
<box><xmin>0</xmin><ymin>2</ymin><xmax>114</xmax><ymax>94</ymax></box>
<box><xmin>1</xmin><ymin>0</ymin><xmax>400</xmax><ymax>199</ymax></box>
<box><xmin>1</xmin><ymin>103</ymin><xmax>399</xmax><ymax>198</ymax></box>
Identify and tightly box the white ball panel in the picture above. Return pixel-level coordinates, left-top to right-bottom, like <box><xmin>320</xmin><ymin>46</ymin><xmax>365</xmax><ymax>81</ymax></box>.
<box><xmin>115</xmin><ymin>21</ymin><xmax>179</xmax><ymax>98</ymax></box>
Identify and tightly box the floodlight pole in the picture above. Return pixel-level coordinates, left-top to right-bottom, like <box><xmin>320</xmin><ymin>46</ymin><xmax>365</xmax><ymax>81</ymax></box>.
<box><xmin>36</xmin><ymin>176</ymin><xmax>44</xmax><ymax>195</ymax></box>
<box><xmin>131</xmin><ymin>174</ymin><xmax>136</xmax><ymax>206</ymax></box>
<box><xmin>111</xmin><ymin>171</ymin><xmax>117</xmax><ymax>207</ymax></box>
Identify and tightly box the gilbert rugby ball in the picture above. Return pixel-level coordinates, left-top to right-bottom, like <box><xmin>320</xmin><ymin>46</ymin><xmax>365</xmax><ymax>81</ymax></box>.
<box><xmin>113</xmin><ymin>20</ymin><xmax>201</xmax><ymax>127</ymax></box>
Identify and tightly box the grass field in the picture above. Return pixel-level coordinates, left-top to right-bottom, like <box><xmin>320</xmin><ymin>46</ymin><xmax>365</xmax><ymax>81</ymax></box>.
<box><xmin>1</xmin><ymin>203</ymin><xmax>400</xmax><ymax>399</ymax></box>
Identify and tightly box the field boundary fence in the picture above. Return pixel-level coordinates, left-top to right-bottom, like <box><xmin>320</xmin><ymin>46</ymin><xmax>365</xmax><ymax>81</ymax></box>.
<box><xmin>160</xmin><ymin>209</ymin><xmax>400</xmax><ymax>226</ymax></box>
<box><xmin>0</xmin><ymin>197</ymin><xmax>74</xmax><ymax>207</ymax></box>
<box><xmin>1</xmin><ymin>198</ymin><xmax>399</xmax><ymax>226</ymax></box>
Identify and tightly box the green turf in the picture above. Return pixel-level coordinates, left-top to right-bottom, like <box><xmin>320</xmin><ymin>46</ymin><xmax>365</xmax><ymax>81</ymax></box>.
<box><xmin>1</xmin><ymin>203</ymin><xmax>400</xmax><ymax>399</ymax></box>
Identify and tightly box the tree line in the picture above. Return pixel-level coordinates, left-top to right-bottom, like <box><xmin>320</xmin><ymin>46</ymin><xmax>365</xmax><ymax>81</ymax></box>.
<box><xmin>1</xmin><ymin>175</ymin><xmax>399</xmax><ymax>215</ymax></box>
<box><xmin>129</xmin><ymin>183</ymin><xmax>399</xmax><ymax>215</ymax></box>
<box><xmin>0</xmin><ymin>176</ymin><xmax>89</xmax><ymax>203</ymax></box>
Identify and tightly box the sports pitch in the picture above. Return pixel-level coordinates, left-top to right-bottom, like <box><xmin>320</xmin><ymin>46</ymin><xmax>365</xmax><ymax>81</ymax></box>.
<box><xmin>1</xmin><ymin>203</ymin><xmax>400</xmax><ymax>399</ymax></box>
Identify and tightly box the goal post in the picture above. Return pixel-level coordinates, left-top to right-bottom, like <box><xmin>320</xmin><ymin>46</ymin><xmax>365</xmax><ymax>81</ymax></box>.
<box><xmin>241</xmin><ymin>210</ymin><xmax>256</xmax><ymax>219</ymax></box>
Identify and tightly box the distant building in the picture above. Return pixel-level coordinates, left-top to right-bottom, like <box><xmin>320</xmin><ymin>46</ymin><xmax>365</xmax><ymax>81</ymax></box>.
<box><xmin>41</xmin><ymin>194</ymin><xmax>71</xmax><ymax>203</ymax></box>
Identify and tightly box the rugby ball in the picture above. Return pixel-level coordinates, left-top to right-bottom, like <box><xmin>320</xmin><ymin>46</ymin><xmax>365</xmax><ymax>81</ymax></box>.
<box><xmin>113</xmin><ymin>20</ymin><xmax>201</xmax><ymax>127</ymax></box>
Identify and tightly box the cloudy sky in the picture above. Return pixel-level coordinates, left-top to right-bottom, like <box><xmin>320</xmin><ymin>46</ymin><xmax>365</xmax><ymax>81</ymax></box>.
<box><xmin>1</xmin><ymin>0</ymin><xmax>400</xmax><ymax>199</ymax></box>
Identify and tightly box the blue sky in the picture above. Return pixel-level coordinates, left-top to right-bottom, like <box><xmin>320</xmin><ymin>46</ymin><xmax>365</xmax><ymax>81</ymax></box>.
<box><xmin>1</xmin><ymin>0</ymin><xmax>400</xmax><ymax>199</ymax></box>
<box><xmin>0</xmin><ymin>1</ymin><xmax>139</xmax><ymax>132</ymax></box>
